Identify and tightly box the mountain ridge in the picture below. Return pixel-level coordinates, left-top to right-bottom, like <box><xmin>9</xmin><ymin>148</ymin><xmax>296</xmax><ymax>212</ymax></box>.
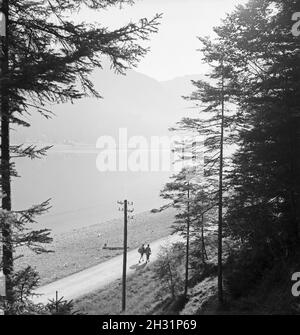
<box><xmin>13</xmin><ymin>67</ymin><xmax>204</xmax><ymax>145</ymax></box>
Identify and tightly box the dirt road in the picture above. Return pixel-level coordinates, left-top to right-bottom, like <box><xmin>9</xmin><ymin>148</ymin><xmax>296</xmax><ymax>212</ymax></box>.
<box><xmin>33</xmin><ymin>235</ymin><xmax>178</xmax><ymax>304</ymax></box>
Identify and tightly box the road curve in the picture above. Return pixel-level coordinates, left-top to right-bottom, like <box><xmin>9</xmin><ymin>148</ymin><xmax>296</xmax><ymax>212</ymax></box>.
<box><xmin>33</xmin><ymin>235</ymin><xmax>179</xmax><ymax>304</ymax></box>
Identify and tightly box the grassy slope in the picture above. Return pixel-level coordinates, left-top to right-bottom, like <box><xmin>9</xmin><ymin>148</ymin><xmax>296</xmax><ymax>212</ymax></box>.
<box><xmin>181</xmin><ymin>248</ymin><xmax>300</xmax><ymax>315</ymax></box>
<box><xmin>182</xmin><ymin>273</ymin><xmax>299</xmax><ymax>315</ymax></box>
<box><xmin>74</xmin><ymin>263</ymin><xmax>167</xmax><ymax>315</ymax></box>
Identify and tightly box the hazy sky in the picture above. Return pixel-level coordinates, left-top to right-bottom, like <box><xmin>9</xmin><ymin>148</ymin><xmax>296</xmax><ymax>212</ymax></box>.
<box><xmin>89</xmin><ymin>0</ymin><xmax>248</xmax><ymax>81</ymax></box>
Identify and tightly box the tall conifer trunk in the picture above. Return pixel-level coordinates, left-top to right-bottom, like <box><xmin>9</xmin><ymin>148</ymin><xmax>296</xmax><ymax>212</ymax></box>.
<box><xmin>184</xmin><ymin>185</ymin><xmax>190</xmax><ymax>299</ymax></box>
<box><xmin>218</xmin><ymin>59</ymin><xmax>225</xmax><ymax>305</ymax></box>
<box><xmin>0</xmin><ymin>0</ymin><xmax>13</xmax><ymax>307</ymax></box>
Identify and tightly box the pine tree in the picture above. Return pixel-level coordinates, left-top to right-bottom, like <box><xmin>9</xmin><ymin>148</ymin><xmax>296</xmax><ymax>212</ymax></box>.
<box><xmin>0</xmin><ymin>0</ymin><xmax>161</xmax><ymax>312</ymax></box>
<box><xmin>160</xmin><ymin>167</ymin><xmax>193</xmax><ymax>300</ymax></box>
<box><xmin>214</xmin><ymin>0</ymin><xmax>300</xmax><ymax>255</ymax></box>
<box><xmin>159</xmin><ymin>151</ymin><xmax>216</xmax><ymax>299</ymax></box>
<box><xmin>180</xmin><ymin>40</ymin><xmax>242</xmax><ymax>304</ymax></box>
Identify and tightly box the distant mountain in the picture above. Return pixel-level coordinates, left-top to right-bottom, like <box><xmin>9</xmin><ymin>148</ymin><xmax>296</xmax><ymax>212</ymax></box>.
<box><xmin>12</xmin><ymin>67</ymin><xmax>204</xmax><ymax>145</ymax></box>
<box><xmin>161</xmin><ymin>74</ymin><xmax>206</xmax><ymax>102</ymax></box>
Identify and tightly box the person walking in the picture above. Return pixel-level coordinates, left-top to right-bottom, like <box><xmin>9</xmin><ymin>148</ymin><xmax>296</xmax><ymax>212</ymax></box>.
<box><xmin>138</xmin><ymin>244</ymin><xmax>145</xmax><ymax>263</ymax></box>
<box><xmin>145</xmin><ymin>244</ymin><xmax>151</xmax><ymax>263</ymax></box>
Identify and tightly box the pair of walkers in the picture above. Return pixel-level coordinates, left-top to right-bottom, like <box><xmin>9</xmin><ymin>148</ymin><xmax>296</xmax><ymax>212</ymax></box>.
<box><xmin>138</xmin><ymin>243</ymin><xmax>151</xmax><ymax>263</ymax></box>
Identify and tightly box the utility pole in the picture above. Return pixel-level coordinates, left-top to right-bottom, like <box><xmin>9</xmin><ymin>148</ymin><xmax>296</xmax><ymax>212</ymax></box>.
<box><xmin>122</xmin><ymin>199</ymin><xmax>127</xmax><ymax>312</ymax></box>
<box><xmin>55</xmin><ymin>291</ymin><xmax>59</xmax><ymax>314</ymax></box>
<box><xmin>0</xmin><ymin>0</ymin><xmax>13</xmax><ymax>312</ymax></box>
<box><xmin>218</xmin><ymin>57</ymin><xmax>225</xmax><ymax>306</ymax></box>
<box><xmin>117</xmin><ymin>200</ymin><xmax>134</xmax><ymax>312</ymax></box>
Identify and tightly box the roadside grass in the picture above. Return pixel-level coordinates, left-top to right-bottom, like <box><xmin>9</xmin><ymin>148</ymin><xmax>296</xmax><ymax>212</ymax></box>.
<box><xmin>74</xmin><ymin>258</ymin><xmax>218</xmax><ymax>316</ymax></box>
<box><xmin>74</xmin><ymin>262</ymin><xmax>167</xmax><ymax>315</ymax></box>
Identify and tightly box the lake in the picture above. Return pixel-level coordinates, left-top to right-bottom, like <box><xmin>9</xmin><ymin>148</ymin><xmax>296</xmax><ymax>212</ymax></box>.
<box><xmin>12</xmin><ymin>145</ymin><xmax>171</xmax><ymax>234</ymax></box>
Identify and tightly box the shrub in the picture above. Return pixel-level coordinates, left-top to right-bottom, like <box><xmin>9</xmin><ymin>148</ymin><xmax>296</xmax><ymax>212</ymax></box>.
<box><xmin>153</xmin><ymin>242</ymin><xmax>185</xmax><ymax>299</ymax></box>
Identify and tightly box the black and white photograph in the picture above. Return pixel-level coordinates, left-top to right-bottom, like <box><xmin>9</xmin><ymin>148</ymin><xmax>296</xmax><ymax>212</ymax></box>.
<box><xmin>0</xmin><ymin>0</ymin><xmax>300</xmax><ymax>319</ymax></box>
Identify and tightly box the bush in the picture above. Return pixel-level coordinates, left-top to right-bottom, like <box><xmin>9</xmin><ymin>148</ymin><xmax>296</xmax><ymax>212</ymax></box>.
<box><xmin>153</xmin><ymin>242</ymin><xmax>185</xmax><ymax>299</ymax></box>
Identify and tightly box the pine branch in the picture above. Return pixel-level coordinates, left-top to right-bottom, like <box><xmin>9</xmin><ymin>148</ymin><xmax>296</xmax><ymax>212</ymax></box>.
<box><xmin>10</xmin><ymin>145</ymin><xmax>53</xmax><ymax>160</ymax></box>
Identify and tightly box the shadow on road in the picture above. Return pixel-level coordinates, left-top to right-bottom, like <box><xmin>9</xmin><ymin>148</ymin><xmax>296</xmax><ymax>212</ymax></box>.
<box><xmin>102</xmin><ymin>246</ymin><xmax>129</xmax><ymax>250</ymax></box>
<box><xmin>130</xmin><ymin>262</ymin><xmax>147</xmax><ymax>271</ymax></box>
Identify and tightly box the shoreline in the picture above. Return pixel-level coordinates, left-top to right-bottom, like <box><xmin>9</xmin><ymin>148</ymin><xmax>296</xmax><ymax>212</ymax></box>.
<box><xmin>16</xmin><ymin>208</ymin><xmax>175</xmax><ymax>285</ymax></box>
